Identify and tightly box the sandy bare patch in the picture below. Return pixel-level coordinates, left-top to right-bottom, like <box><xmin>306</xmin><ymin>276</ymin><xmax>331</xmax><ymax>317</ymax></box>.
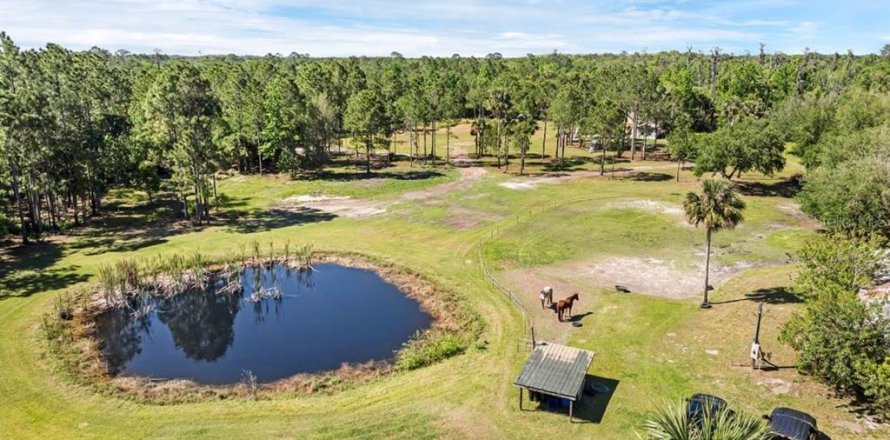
<box><xmin>500</xmin><ymin>255</ymin><xmax>745</xmax><ymax>300</ymax></box>
<box><xmin>275</xmin><ymin>166</ymin><xmax>488</xmax><ymax>218</ymax></box>
<box><xmin>776</xmin><ymin>201</ymin><xmax>821</xmax><ymax>228</ymax></box>
<box><xmin>442</xmin><ymin>206</ymin><xmax>503</xmax><ymax>230</ymax></box>
<box><xmin>775</xmin><ymin>201</ymin><xmax>808</xmax><ymax>219</ymax></box>
<box><xmin>498</xmin><ymin>173</ymin><xmax>581</xmax><ymax>191</ymax></box>
<box><xmin>401</xmin><ymin>167</ymin><xmax>487</xmax><ymax>202</ymax></box>
<box><xmin>758</xmin><ymin>377</ymin><xmax>799</xmax><ymax>396</ymax></box>
<box><xmin>492</xmin><ymin>269</ymin><xmax>589</xmax><ymax>343</ymax></box>
<box><xmin>564</xmin><ymin>257</ymin><xmax>710</xmax><ymax>299</ymax></box>
<box><xmin>499</xmin><ymin>181</ymin><xmax>539</xmax><ymax>190</ymax></box>
<box><xmin>607</xmin><ymin>199</ymin><xmax>685</xmax><ymax>217</ymax></box>
<box><xmin>278</xmin><ymin>195</ymin><xmax>387</xmax><ymax>218</ymax></box>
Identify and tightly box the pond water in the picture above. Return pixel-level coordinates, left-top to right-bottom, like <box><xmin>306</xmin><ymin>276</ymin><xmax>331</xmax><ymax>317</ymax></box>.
<box><xmin>95</xmin><ymin>263</ymin><xmax>433</xmax><ymax>384</ymax></box>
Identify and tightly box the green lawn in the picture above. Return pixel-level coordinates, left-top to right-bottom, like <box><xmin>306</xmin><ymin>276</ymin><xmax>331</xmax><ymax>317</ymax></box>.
<box><xmin>0</xmin><ymin>126</ymin><xmax>883</xmax><ymax>439</ymax></box>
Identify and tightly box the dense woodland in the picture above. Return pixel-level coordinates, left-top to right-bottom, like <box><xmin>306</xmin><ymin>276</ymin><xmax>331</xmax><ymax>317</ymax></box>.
<box><xmin>2</xmin><ymin>32</ymin><xmax>890</xmax><ymax>416</ymax></box>
<box><xmin>1</xmin><ymin>33</ymin><xmax>888</xmax><ymax>238</ymax></box>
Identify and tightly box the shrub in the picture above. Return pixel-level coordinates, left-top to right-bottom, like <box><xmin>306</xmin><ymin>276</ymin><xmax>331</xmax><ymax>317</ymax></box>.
<box><xmin>781</xmin><ymin>294</ymin><xmax>889</xmax><ymax>401</ymax></box>
<box><xmin>397</xmin><ymin>332</ymin><xmax>465</xmax><ymax>371</ymax></box>
<box><xmin>780</xmin><ymin>234</ymin><xmax>890</xmax><ymax>416</ymax></box>
<box><xmin>641</xmin><ymin>401</ymin><xmax>769</xmax><ymax>440</ymax></box>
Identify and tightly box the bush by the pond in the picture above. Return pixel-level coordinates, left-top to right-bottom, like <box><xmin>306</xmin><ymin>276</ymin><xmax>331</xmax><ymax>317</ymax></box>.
<box><xmin>397</xmin><ymin>332</ymin><xmax>466</xmax><ymax>370</ymax></box>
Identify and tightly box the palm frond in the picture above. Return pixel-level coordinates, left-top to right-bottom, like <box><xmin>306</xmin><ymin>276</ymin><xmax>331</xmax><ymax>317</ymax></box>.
<box><xmin>643</xmin><ymin>401</ymin><xmax>769</xmax><ymax>440</ymax></box>
<box><xmin>684</xmin><ymin>179</ymin><xmax>745</xmax><ymax>231</ymax></box>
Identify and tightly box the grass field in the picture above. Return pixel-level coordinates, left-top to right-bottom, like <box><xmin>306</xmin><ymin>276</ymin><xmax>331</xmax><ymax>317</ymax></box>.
<box><xmin>0</xmin><ymin>123</ymin><xmax>884</xmax><ymax>439</ymax></box>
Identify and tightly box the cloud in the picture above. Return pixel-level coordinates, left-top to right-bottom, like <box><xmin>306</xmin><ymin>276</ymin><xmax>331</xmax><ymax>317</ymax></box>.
<box><xmin>0</xmin><ymin>0</ymin><xmax>884</xmax><ymax>56</ymax></box>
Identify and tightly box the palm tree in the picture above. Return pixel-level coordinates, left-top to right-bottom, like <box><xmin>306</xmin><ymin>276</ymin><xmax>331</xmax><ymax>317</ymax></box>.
<box><xmin>683</xmin><ymin>180</ymin><xmax>745</xmax><ymax>308</ymax></box>
<box><xmin>642</xmin><ymin>401</ymin><xmax>769</xmax><ymax>440</ymax></box>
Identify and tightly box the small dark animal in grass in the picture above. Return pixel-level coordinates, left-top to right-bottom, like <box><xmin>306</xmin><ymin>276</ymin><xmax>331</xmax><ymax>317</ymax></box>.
<box><xmin>556</xmin><ymin>293</ymin><xmax>579</xmax><ymax>322</ymax></box>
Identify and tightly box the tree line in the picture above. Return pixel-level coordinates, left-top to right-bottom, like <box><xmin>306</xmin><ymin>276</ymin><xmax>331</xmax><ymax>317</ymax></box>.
<box><xmin>2</xmin><ymin>32</ymin><xmax>889</xmax><ymax>240</ymax></box>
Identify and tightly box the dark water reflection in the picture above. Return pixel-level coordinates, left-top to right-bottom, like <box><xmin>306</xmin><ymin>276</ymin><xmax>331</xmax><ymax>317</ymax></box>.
<box><xmin>95</xmin><ymin>263</ymin><xmax>432</xmax><ymax>384</ymax></box>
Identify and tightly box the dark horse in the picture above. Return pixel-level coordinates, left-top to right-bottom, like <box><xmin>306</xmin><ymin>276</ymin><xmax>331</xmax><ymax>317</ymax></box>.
<box><xmin>556</xmin><ymin>293</ymin><xmax>579</xmax><ymax>322</ymax></box>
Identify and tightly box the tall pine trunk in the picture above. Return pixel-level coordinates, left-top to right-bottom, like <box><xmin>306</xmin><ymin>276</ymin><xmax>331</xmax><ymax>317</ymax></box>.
<box><xmin>446</xmin><ymin>125</ymin><xmax>451</xmax><ymax>165</ymax></box>
<box><xmin>520</xmin><ymin>138</ymin><xmax>527</xmax><ymax>175</ymax></box>
<box><xmin>365</xmin><ymin>135</ymin><xmax>372</xmax><ymax>174</ymax></box>
<box><xmin>431</xmin><ymin>120</ymin><xmax>436</xmax><ymax>164</ymax></box>
<box><xmin>645</xmin><ymin>119</ymin><xmax>657</xmax><ymax>161</ymax></box>
<box><xmin>256</xmin><ymin>127</ymin><xmax>263</xmax><ymax>175</ymax></box>
<box><xmin>630</xmin><ymin>112</ymin><xmax>637</xmax><ymax>160</ymax></box>
<box><xmin>8</xmin><ymin>156</ymin><xmax>27</xmax><ymax>243</ymax></box>
<box><xmin>541</xmin><ymin>118</ymin><xmax>548</xmax><ymax>159</ymax></box>
<box><xmin>600</xmin><ymin>137</ymin><xmax>607</xmax><ymax>176</ymax></box>
<box><xmin>677</xmin><ymin>155</ymin><xmax>683</xmax><ymax>182</ymax></box>
<box><xmin>212</xmin><ymin>174</ymin><xmax>219</xmax><ymax>211</ymax></box>
<box><xmin>496</xmin><ymin>118</ymin><xmax>502</xmax><ymax>168</ymax></box>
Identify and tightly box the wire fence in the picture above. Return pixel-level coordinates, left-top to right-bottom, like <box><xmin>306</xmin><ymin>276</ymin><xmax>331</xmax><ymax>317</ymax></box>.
<box><xmin>472</xmin><ymin>193</ymin><xmax>636</xmax><ymax>347</ymax></box>
<box><xmin>477</xmin><ymin>240</ymin><xmax>531</xmax><ymax>337</ymax></box>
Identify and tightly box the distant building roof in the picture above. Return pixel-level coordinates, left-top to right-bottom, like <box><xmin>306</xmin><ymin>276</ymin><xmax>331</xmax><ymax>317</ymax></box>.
<box><xmin>514</xmin><ymin>342</ymin><xmax>594</xmax><ymax>401</ymax></box>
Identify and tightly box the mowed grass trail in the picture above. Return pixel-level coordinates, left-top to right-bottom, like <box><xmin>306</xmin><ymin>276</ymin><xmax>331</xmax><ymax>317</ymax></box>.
<box><xmin>1</xmin><ymin>126</ymin><xmax>884</xmax><ymax>439</ymax></box>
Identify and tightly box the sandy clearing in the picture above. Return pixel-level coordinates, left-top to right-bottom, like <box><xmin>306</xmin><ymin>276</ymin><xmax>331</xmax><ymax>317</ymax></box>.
<box><xmin>605</xmin><ymin>199</ymin><xmax>685</xmax><ymax>217</ymax></box>
<box><xmin>275</xmin><ymin>166</ymin><xmax>488</xmax><ymax>219</ymax></box>
<box><xmin>605</xmin><ymin>199</ymin><xmax>692</xmax><ymax>227</ymax></box>
<box><xmin>500</xmin><ymin>255</ymin><xmax>750</xmax><ymax>301</ymax></box>
<box><xmin>277</xmin><ymin>195</ymin><xmax>388</xmax><ymax>218</ymax></box>
<box><xmin>396</xmin><ymin>167</ymin><xmax>487</xmax><ymax>202</ymax></box>
<box><xmin>497</xmin><ymin>173</ymin><xmax>587</xmax><ymax>190</ymax></box>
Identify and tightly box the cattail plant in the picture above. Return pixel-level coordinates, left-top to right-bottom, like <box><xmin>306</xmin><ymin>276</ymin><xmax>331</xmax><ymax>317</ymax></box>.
<box><xmin>251</xmin><ymin>240</ymin><xmax>261</xmax><ymax>262</ymax></box>
<box><xmin>294</xmin><ymin>244</ymin><xmax>315</xmax><ymax>271</ymax></box>
<box><xmin>241</xmin><ymin>369</ymin><xmax>259</xmax><ymax>400</ymax></box>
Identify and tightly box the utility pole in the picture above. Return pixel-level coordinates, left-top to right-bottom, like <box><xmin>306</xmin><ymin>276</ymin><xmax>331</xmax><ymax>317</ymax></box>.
<box><xmin>751</xmin><ymin>303</ymin><xmax>764</xmax><ymax>369</ymax></box>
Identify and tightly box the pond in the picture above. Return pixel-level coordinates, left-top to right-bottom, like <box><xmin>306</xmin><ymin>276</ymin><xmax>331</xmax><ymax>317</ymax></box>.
<box><xmin>94</xmin><ymin>263</ymin><xmax>433</xmax><ymax>384</ymax></box>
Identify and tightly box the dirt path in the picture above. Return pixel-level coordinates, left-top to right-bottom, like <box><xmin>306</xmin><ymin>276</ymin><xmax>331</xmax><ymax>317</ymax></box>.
<box><xmin>401</xmin><ymin>166</ymin><xmax>486</xmax><ymax>202</ymax></box>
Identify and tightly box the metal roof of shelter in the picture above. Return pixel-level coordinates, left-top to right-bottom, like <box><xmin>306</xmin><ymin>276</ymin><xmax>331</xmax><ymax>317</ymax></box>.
<box><xmin>514</xmin><ymin>342</ymin><xmax>594</xmax><ymax>401</ymax></box>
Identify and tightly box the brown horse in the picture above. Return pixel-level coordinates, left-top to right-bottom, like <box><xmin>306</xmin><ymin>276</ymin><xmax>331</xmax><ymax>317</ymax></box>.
<box><xmin>556</xmin><ymin>293</ymin><xmax>579</xmax><ymax>322</ymax></box>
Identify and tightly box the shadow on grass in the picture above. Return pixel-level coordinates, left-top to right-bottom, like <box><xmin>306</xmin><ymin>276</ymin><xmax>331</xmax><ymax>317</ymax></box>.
<box><xmin>63</xmin><ymin>192</ymin><xmax>192</xmax><ymax>256</ymax></box>
<box><xmin>627</xmin><ymin>172</ymin><xmax>673</xmax><ymax>182</ymax></box>
<box><xmin>226</xmin><ymin>207</ymin><xmax>337</xmax><ymax>233</ymax></box>
<box><xmin>710</xmin><ymin>287</ymin><xmax>803</xmax><ymax>305</ymax></box>
<box><xmin>543</xmin><ymin>156</ymin><xmax>596</xmax><ymax>172</ymax></box>
<box><xmin>306</xmin><ymin>170</ymin><xmax>444</xmax><ymax>182</ymax></box>
<box><xmin>577</xmin><ymin>375</ymin><xmax>620</xmax><ymax>424</ymax></box>
<box><xmin>0</xmin><ymin>241</ymin><xmax>89</xmax><ymax>300</ymax></box>
<box><xmin>527</xmin><ymin>375</ymin><xmax>619</xmax><ymax>424</ymax></box>
<box><xmin>737</xmin><ymin>179</ymin><xmax>801</xmax><ymax>198</ymax></box>
<box><xmin>570</xmin><ymin>312</ymin><xmax>594</xmax><ymax>323</ymax></box>
<box><xmin>68</xmin><ymin>212</ymin><xmax>182</xmax><ymax>256</ymax></box>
